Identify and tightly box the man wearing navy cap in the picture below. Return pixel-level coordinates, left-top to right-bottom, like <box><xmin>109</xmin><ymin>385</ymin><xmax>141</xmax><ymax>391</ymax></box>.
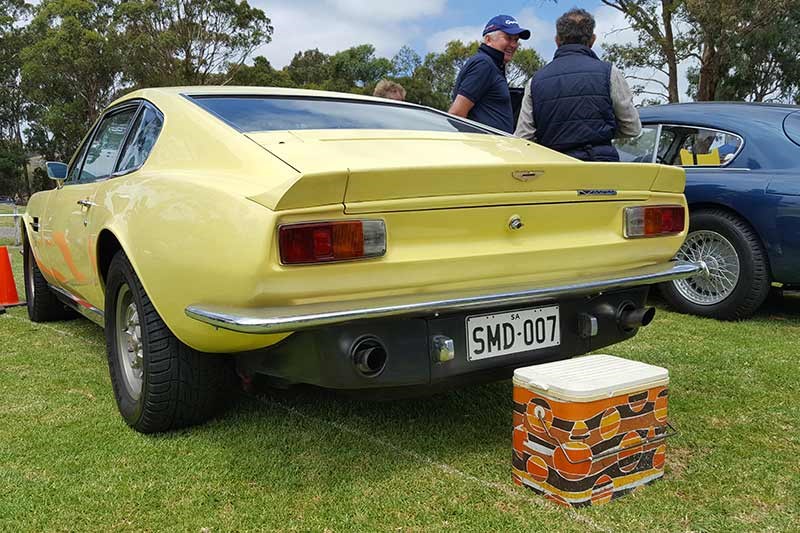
<box><xmin>448</xmin><ymin>15</ymin><xmax>530</xmax><ymax>133</ymax></box>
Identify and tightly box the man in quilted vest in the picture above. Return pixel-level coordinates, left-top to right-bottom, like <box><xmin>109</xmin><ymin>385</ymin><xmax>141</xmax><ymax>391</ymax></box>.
<box><xmin>514</xmin><ymin>8</ymin><xmax>641</xmax><ymax>161</ymax></box>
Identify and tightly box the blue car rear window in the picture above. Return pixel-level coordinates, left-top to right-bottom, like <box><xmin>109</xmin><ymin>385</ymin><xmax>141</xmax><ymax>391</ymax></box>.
<box><xmin>784</xmin><ymin>111</ymin><xmax>800</xmax><ymax>147</ymax></box>
<box><xmin>190</xmin><ymin>96</ymin><xmax>490</xmax><ymax>134</ymax></box>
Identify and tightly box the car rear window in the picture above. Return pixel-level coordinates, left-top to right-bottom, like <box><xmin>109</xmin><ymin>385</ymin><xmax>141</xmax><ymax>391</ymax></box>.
<box><xmin>190</xmin><ymin>96</ymin><xmax>490</xmax><ymax>134</ymax></box>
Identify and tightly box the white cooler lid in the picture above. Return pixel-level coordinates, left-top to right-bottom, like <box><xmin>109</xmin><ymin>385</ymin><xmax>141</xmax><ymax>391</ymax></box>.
<box><xmin>513</xmin><ymin>354</ymin><xmax>669</xmax><ymax>402</ymax></box>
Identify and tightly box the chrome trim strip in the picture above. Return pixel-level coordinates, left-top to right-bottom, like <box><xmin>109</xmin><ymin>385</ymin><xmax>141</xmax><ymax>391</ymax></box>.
<box><xmin>49</xmin><ymin>284</ymin><xmax>104</xmax><ymax>326</ymax></box>
<box><xmin>185</xmin><ymin>261</ymin><xmax>704</xmax><ymax>334</ymax></box>
<box><xmin>652</xmin><ymin>124</ymin><xmax>662</xmax><ymax>164</ymax></box>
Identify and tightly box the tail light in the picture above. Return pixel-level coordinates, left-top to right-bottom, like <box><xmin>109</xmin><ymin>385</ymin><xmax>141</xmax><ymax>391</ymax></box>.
<box><xmin>624</xmin><ymin>205</ymin><xmax>685</xmax><ymax>238</ymax></box>
<box><xmin>279</xmin><ymin>220</ymin><xmax>386</xmax><ymax>264</ymax></box>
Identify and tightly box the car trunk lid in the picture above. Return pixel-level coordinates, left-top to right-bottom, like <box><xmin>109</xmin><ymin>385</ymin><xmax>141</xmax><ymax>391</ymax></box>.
<box><xmin>245</xmin><ymin>130</ymin><xmax>684</xmax><ymax>212</ymax></box>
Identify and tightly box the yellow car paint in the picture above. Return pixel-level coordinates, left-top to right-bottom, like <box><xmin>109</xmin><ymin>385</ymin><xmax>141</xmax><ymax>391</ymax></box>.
<box><xmin>25</xmin><ymin>86</ymin><xmax>688</xmax><ymax>354</ymax></box>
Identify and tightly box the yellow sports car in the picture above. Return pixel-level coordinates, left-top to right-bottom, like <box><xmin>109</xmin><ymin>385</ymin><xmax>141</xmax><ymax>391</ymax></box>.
<box><xmin>23</xmin><ymin>87</ymin><xmax>701</xmax><ymax>433</ymax></box>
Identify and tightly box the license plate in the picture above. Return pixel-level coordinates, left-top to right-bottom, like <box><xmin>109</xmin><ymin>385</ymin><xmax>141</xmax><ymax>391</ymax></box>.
<box><xmin>466</xmin><ymin>305</ymin><xmax>560</xmax><ymax>361</ymax></box>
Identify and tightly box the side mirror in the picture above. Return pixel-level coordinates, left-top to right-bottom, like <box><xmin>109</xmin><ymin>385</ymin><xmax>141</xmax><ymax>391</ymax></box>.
<box><xmin>45</xmin><ymin>161</ymin><xmax>68</xmax><ymax>188</ymax></box>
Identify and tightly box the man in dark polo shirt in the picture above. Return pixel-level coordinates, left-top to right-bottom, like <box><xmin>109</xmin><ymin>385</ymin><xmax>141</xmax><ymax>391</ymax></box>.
<box><xmin>448</xmin><ymin>15</ymin><xmax>530</xmax><ymax>133</ymax></box>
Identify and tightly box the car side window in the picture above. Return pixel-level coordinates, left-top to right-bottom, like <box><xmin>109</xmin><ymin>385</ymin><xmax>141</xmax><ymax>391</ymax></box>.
<box><xmin>116</xmin><ymin>106</ymin><xmax>164</xmax><ymax>174</ymax></box>
<box><xmin>79</xmin><ymin>107</ymin><xmax>138</xmax><ymax>182</ymax></box>
<box><xmin>613</xmin><ymin>126</ymin><xmax>659</xmax><ymax>162</ymax></box>
<box><xmin>661</xmin><ymin>126</ymin><xmax>743</xmax><ymax>167</ymax></box>
<box><xmin>66</xmin><ymin>140</ymin><xmax>90</xmax><ymax>184</ymax></box>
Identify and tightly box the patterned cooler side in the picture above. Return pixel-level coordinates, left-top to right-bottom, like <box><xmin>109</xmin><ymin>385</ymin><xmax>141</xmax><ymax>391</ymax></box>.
<box><xmin>512</xmin><ymin>383</ymin><xmax>669</xmax><ymax>507</ymax></box>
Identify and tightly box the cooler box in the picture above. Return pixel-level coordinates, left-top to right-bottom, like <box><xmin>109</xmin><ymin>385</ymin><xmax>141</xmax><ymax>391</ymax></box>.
<box><xmin>512</xmin><ymin>354</ymin><xmax>671</xmax><ymax>507</ymax></box>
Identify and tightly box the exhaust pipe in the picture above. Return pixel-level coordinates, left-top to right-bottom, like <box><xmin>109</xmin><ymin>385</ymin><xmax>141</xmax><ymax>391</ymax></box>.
<box><xmin>351</xmin><ymin>337</ymin><xmax>388</xmax><ymax>377</ymax></box>
<box><xmin>618</xmin><ymin>304</ymin><xmax>656</xmax><ymax>331</ymax></box>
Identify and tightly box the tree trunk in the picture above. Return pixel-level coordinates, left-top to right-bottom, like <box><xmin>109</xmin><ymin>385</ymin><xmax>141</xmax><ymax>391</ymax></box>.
<box><xmin>661</xmin><ymin>0</ymin><xmax>680</xmax><ymax>102</ymax></box>
<box><xmin>696</xmin><ymin>39</ymin><xmax>720</xmax><ymax>101</ymax></box>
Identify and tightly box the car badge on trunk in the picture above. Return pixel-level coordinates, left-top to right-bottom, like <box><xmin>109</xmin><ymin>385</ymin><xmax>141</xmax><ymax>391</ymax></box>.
<box><xmin>512</xmin><ymin>170</ymin><xmax>544</xmax><ymax>182</ymax></box>
<box><xmin>578</xmin><ymin>189</ymin><xmax>618</xmax><ymax>196</ymax></box>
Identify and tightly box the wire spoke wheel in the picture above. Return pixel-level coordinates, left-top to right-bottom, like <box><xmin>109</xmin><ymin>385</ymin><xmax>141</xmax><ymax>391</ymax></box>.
<box><xmin>673</xmin><ymin>230</ymin><xmax>740</xmax><ymax>305</ymax></box>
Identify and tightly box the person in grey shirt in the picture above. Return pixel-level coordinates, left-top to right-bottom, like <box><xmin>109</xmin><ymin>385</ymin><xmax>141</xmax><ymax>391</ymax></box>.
<box><xmin>514</xmin><ymin>9</ymin><xmax>640</xmax><ymax>161</ymax></box>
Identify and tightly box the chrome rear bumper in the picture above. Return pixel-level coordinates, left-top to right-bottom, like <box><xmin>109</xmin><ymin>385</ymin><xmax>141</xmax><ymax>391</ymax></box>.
<box><xmin>185</xmin><ymin>261</ymin><xmax>704</xmax><ymax>335</ymax></box>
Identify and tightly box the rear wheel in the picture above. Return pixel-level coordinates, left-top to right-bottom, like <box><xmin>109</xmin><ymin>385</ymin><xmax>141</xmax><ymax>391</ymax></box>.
<box><xmin>660</xmin><ymin>209</ymin><xmax>770</xmax><ymax>319</ymax></box>
<box><xmin>23</xmin><ymin>236</ymin><xmax>75</xmax><ymax>322</ymax></box>
<box><xmin>104</xmin><ymin>251</ymin><xmax>234</xmax><ymax>433</ymax></box>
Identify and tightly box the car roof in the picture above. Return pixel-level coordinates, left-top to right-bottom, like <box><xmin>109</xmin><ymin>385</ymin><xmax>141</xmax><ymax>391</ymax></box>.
<box><xmin>638</xmin><ymin>101</ymin><xmax>798</xmax><ymax>132</ymax></box>
<box><xmin>120</xmin><ymin>85</ymin><xmax>422</xmax><ymax>109</ymax></box>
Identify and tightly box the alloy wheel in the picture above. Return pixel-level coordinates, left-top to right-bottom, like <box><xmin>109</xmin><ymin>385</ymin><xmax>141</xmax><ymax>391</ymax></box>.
<box><xmin>115</xmin><ymin>283</ymin><xmax>143</xmax><ymax>400</ymax></box>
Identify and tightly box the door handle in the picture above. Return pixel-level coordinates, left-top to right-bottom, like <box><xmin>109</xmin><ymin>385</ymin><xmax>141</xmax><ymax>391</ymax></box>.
<box><xmin>77</xmin><ymin>199</ymin><xmax>96</xmax><ymax>208</ymax></box>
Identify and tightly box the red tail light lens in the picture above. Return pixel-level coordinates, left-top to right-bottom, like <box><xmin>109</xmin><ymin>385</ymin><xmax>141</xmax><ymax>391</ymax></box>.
<box><xmin>624</xmin><ymin>206</ymin><xmax>685</xmax><ymax>238</ymax></box>
<box><xmin>279</xmin><ymin>220</ymin><xmax>386</xmax><ymax>264</ymax></box>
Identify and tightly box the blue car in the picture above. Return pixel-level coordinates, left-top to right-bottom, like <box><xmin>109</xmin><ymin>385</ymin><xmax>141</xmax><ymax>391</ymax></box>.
<box><xmin>614</xmin><ymin>102</ymin><xmax>800</xmax><ymax>319</ymax></box>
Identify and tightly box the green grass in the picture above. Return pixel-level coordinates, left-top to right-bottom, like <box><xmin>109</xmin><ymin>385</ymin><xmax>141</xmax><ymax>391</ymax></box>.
<box><xmin>1</xmin><ymin>246</ymin><xmax>799</xmax><ymax>532</ymax></box>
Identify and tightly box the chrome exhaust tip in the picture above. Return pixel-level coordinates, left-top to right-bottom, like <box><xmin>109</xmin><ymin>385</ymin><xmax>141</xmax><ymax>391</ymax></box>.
<box><xmin>618</xmin><ymin>304</ymin><xmax>656</xmax><ymax>331</ymax></box>
<box><xmin>351</xmin><ymin>336</ymin><xmax>388</xmax><ymax>377</ymax></box>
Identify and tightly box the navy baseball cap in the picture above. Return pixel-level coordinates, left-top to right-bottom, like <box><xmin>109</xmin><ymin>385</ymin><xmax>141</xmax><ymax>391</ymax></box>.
<box><xmin>483</xmin><ymin>15</ymin><xmax>531</xmax><ymax>39</ymax></box>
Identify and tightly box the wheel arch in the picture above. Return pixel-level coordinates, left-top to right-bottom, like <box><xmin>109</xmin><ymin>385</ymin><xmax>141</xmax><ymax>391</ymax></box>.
<box><xmin>687</xmin><ymin>201</ymin><xmax>774</xmax><ymax>282</ymax></box>
<box><xmin>96</xmin><ymin>229</ymin><xmax>124</xmax><ymax>293</ymax></box>
<box><xmin>20</xmin><ymin>215</ymin><xmax>55</xmax><ymax>285</ymax></box>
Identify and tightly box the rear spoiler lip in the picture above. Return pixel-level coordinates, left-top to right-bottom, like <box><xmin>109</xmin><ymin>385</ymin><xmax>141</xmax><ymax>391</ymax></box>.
<box><xmin>185</xmin><ymin>260</ymin><xmax>705</xmax><ymax>335</ymax></box>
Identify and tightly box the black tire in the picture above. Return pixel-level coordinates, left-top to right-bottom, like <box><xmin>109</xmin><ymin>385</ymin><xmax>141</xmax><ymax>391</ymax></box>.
<box><xmin>660</xmin><ymin>209</ymin><xmax>770</xmax><ymax>320</ymax></box>
<box><xmin>23</xmin><ymin>236</ymin><xmax>75</xmax><ymax>322</ymax></box>
<box><xmin>104</xmin><ymin>251</ymin><xmax>234</xmax><ymax>433</ymax></box>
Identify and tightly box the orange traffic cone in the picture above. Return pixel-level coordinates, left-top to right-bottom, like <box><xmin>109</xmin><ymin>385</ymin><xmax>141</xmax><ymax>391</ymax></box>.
<box><xmin>0</xmin><ymin>246</ymin><xmax>23</xmax><ymax>307</ymax></box>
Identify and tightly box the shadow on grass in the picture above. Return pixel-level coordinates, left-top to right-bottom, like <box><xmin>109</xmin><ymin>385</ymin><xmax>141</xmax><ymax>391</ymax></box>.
<box><xmin>251</xmin><ymin>377</ymin><xmax>515</xmax><ymax>457</ymax></box>
<box><xmin>165</xmin><ymin>378</ymin><xmax>519</xmax><ymax>492</ymax></box>
<box><xmin>647</xmin><ymin>286</ymin><xmax>800</xmax><ymax>320</ymax></box>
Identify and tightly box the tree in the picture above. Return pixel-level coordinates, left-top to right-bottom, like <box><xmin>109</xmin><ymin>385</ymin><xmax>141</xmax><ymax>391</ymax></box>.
<box><xmin>115</xmin><ymin>0</ymin><xmax>273</xmax><ymax>87</ymax></box>
<box><xmin>683</xmin><ymin>0</ymin><xmax>797</xmax><ymax>101</ymax></box>
<box><xmin>601</xmin><ymin>0</ymin><xmax>799</xmax><ymax>102</ymax></box>
<box><xmin>0</xmin><ymin>142</ymin><xmax>27</xmax><ymax>198</ymax></box>
<box><xmin>22</xmin><ymin>0</ymin><xmax>124</xmax><ymax>161</ymax></box>
<box><xmin>704</xmin><ymin>8</ymin><xmax>800</xmax><ymax>102</ymax></box>
<box><xmin>422</xmin><ymin>40</ymin><xmax>479</xmax><ymax>105</ymax></box>
<box><xmin>0</xmin><ymin>0</ymin><xmax>32</xmax><ymax>197</ymax></box>
<box><xmin>507</xmin><ymin>48</ymin><xmax>545</xmax><ymax>88</ymax></box>
<box><xmin>285</xmin><ymin>48</ymin><xmax>332</xmax><ymax>89</ymax></box>
<box><xmin>600</xmin><ymin>0</ymin><xmax>689</xmax><ymax>103</ymax></box>
<box><xmin>224</xmin><ymin>55</ymin><xmax>291</xmax><ymax>87</ymax></box>
<box><xmin>378</xmin><ymin>71</ymin><xmax>444</xmax><ymax>108</ymax></box>
<box><xmin>391</xmin><ymin>46</ymin><xmax>421</xmax><ymax>78</ymax></box>
<box><xmin>327</xmin><ymin>44</ymin><xmax>392</xmax><ymax>92</ymax></box>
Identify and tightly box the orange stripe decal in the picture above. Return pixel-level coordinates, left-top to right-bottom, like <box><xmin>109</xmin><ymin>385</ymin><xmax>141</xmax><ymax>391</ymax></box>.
<box><xmin>52</xmin><ymin>231</ymin><xmax>88</xmax><ymax>283</ymax></box>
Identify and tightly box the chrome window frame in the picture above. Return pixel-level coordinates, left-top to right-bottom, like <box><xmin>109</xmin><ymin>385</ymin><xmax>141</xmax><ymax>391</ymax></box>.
<box><xmin>612</xmin><ymin>124</ymin><xmax>662</xmax><ymax>163</ymax></box>
<box><xmin>68</xmin><ymin>101</ymin><xmax>142</xmax><ymax>186</ymax></box>
<box><xmin>63</xmin><ymin>99</ymin><xmax>165</xmax><ymax>187</ymax></box>
<box><xmin>648</xmin><ymin>122</ymin><xmax>745</xmax><ymax>169</ymax></box>
<box><xmin>65</xmin><ymin>136</ymin><xmax>92</xmax><ymax>185</ymax></box>
<box><xmin>111</xmin><ymin>102</ymin><xmax>165</xmax><ymax>178</ymax></box>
